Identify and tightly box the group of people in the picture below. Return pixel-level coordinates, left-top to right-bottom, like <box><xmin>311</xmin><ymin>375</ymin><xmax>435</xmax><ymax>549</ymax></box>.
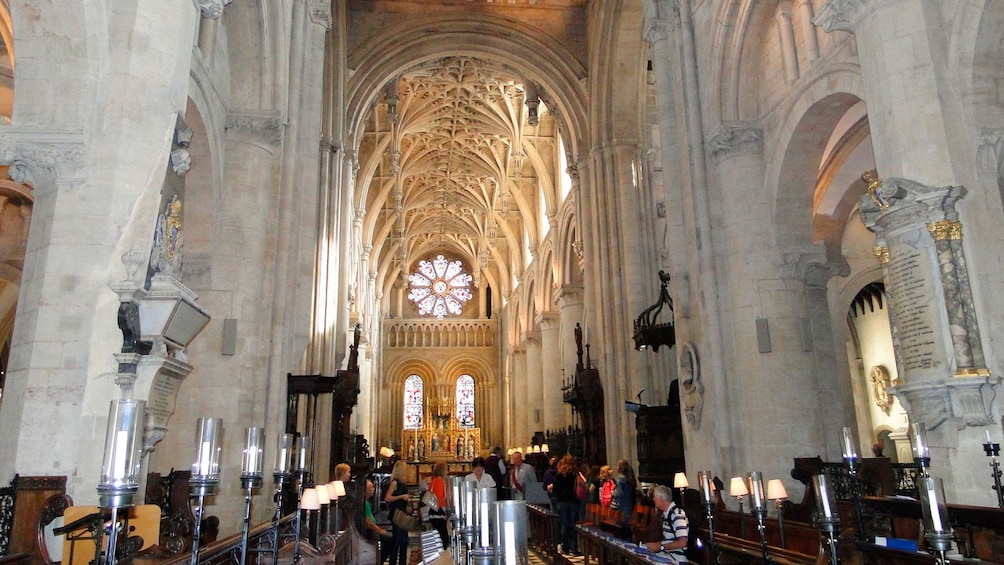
<box><xmin>356</xmin><ymin>449</ymin><xmax>691</xmax><ymax>565</ymax></box>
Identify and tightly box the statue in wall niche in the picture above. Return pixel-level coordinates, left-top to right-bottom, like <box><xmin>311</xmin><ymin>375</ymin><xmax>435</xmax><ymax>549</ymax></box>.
<box><xmin>679</xmin><ymin>342</ymin><xmax>704</xmax><ymax>430</ymax></box>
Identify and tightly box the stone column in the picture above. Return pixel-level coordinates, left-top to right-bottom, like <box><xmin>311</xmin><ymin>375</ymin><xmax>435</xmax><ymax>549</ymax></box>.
<box><xmin>558</xmin><ymin>284</ymin><xmax>583</xmax><ymax>423</ymax></box>
<box><xmin>510</xmin><ymin>345</ymin><xmax>528</xmax><ymax>448</ymax></box>
<box><xmin>523</xmin><ymin>331</ymin><xmax>542</xmax><ymax>443</ymax></box>
<box><xmin>813</xmin><ymin>0</ymin><xmax>964</xmax><ymax>185</ymax></box>
<box><xmin>537</xmin><ymin>313</ymin><xmax>564</xmax><ymax>433</ymax></box>
<box><xmin>859</xmin><ymin>176</ymin><xmax>999</xmax><ymax>502</ymax></box>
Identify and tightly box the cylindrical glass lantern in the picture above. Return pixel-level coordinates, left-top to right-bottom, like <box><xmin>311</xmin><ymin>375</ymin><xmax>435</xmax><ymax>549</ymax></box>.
<box><xmin>812</xmin><ymin>474</ymin><xmax>839</xmax><ymax>530</ymax></box>
<box><xmin>295</xmin><ymin>435</ymin><xmax>310</xmax><ymax>472</ymax></box>
<box><xmin>474</xmin><ymin>487</ymin><xmax>497</xmax><ymax>548</ymax></box>
<box><xmin>191</xmin><ymin>417</ymin><xmax>223</xmax><ymax>483</ymax></box>
<box><xmin>910</xmin><ymin>423</ymin><xmax>931</xmax><ymax>463</ymax></box>
<box><xmin>840</xmin><ymin>426</ymin><xmax>858</xmax><ymax>460</ymax></box>
<box><xmin>461</xmin><ymin>479</ymin><xmax>478</xmax><ymax>527</ymax></box>
<box><xmin>98</xmin><ymin>399</ymin><xmax>147</xmax><ymax>508</ymax></box>
<box><xmin>494</xmin><ymin>500</ymin><xmax>527</xmax><ymax>565</ymax></box>
<box><xmin>918</xmin><ymin>477</ymin><xmax>950</xmax><ymax>534</ymax></box>
<box><xmin>275</xmin><ymin>433</ymin><xmax>295</xmax><ymax>474</ymax></box>
<box><xmin>698</xmin><ymin>471</ymin><xmax>714</xmax><ymax>503</ymax></box>
<box><xmin>747</xmin><ymin>472</ymin><xmax>766</xmax><ymax>510</ymax></box>
<box><xmin>241</xmin><ymin>427</ymin><xmax>264</xmax><ymax>481</ymax></box>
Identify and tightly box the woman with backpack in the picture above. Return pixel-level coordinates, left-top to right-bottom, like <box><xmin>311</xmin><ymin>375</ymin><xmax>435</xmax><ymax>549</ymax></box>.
<box><xmin>553</xmin><ymin>454</ymin><xmax>580</xmax><ymax>555</ymax></box>
<box><xmin>599</xmin><ymin>465</ymin><xmax>615</xmax><ymax>508</ymax></box>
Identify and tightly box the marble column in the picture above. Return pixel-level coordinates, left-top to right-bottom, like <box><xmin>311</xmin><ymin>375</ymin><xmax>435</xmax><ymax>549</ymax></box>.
<box><xmin>859</xmin><ymin>177</ymin><xmax>999</xmax><ymax>502</ymax></box>
<box><xmin>523</xmin><ymin>331</ymin><xmax>543</xmax><ymax>443</ymax></box>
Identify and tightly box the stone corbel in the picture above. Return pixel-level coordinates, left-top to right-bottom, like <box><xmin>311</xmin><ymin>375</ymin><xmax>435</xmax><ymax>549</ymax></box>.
<box><xmin>308</xmin><ymin>0</ymin><xmax>332</xmax><ymax>29</ymax></box>
<box><xmin>225</xmin><ymin>112</ymin><xmax>285</xmax><ymax>153</ymax></box>
<box><xmin>890</xmin><ymin>375</ymin><xmax>1001</xmax><ymax>431</ymax></box>
<box><xmin>779</xmin><ymin>244</ymin><xmax>849</xmax><ymax>286</ymax></box>
<box><xmin>706</xmin><ymin>124</ymin><xmax>763</xmax><ymax>164</ymax></box>
<box><xmin>812</xmin><ymin>0</ymin><xmax>895</xmax><ymax>34</ymax></box>
<box><xmin>196</xmin><ymin>0</ymin><xmax>233</xmax><ymax>20</ymax></box>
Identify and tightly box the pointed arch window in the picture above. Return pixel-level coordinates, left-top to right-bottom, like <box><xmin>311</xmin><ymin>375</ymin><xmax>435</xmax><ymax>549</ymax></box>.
<box><xmin>407</xmin><ymin>255</ymin><xmax>473</xmax><ymax>318</ymax></box>
<box><xmin>404</xmin><ymin>375</ymin><xmax>424</xmax><ymax>430</ymax></box>
<box><xmin>456</xmin><ymin>375</ymin><xmax>475</xmax><ymax>428</ymax></box>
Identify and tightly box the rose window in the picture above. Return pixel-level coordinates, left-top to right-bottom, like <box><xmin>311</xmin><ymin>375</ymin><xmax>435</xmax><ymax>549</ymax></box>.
<box><xmin>407</xmin><ymin>255</ymin><xmax>473</xmax><ymax>318</ymax></box>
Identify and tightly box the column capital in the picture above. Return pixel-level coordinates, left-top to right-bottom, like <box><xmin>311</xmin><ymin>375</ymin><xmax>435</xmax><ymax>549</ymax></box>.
<box><xmin>195</xmin><ymin>0</ymin><xmax>233</xmax><ymax>20</ymax></box>
<box><xmin>643</xmin><ymin>0</ymin><xmax>678</xmax><ymax>44</ymax></box>
<box><xmin>779</xmin><ymin>244</ymin><xmax>849</xmax><ymax>286</ymax></box>
<box><xmin>891</xmin><ymin>375</ymin><xmax>1000</xmax><ymax>431</ymax></box>
<box><xmin>308</xmin><ymin>0</ymin><xmax>332</xmax><ymax>29</ymax></box>
<box><xmin>0</xmin><ymin>130</ymin><xmax>85</xmax><ymax>189</ymax></box>
<box><xmin>522</xmin><ymin>330</ymin><xmax>541</xmax><ymax>346</ymax></box>
<box><xmin>225</xmin><ymin>112</ymin><xmax>285</xmax><ymax>153</ymax></box>
<box><xmin>813</xmin><ymin>0</ymin><xmax>896</xmax><ymax>34</ymax></box>
<box><xmin>706</xmin><ymin>124</ymin><xmax>762</xmax><ymax>164</ymax></box>
<box><xmin>535</xmin><ymin>311</ymin><xmax>560</xmax><ymax>330</ymax></box>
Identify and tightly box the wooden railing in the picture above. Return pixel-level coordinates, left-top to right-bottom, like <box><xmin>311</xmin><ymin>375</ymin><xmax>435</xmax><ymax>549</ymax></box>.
<box><xmin>527</xmin><ymin>504</ymin><xmax>561</xmax><ymax>562</ymax></box>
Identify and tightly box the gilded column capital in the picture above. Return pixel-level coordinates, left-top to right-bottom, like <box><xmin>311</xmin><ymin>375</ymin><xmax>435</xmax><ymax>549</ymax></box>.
<box><xmin>858</xmin><ymin>175</ymin><xmax>966</xmax><ymax>234</ymax></box>
<box><xmin>0</xmin><ymin>130</ymin><xmax>85</xmax><ymax>189</ymax></box>
<box><xmin>812</xmin><ymin>0</ymin><xmax>896</xmax><ymax>34</ymax></box>
<box><xmin>926</xmin><ymin>220</ymin><xmax>962</xmax><ymax>241</ymax></box>
<box><xmin>225</xmin><ymin>112</ymin><xmax>285</xmax><ymax>153</ymax></box>
<box><xmin>872</xmin><ymin>246</ymin><xmax>889</xmax><ymax>264</ymax></box>
<box><xmin>308</xmin><ymin>0</ymin><xmax>332</xmax><ymax>29</ymax></box>
<box><xmin>706</xmin><ymin>124</ymin><xmax>762</xmax><ymax>164</ymax></box>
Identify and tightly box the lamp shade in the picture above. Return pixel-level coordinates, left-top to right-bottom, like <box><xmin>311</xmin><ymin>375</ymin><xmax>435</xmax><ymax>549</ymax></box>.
<box><xmin>532</xmin><ymin>445</ymin><xmax>541</xmax><ymax>453</ymax></box>
<box><xmin>301</xmin><ymin>488</ymin><xmax>321</xmax><ymax>510</ymax></box>
<box><xmin>541</xmin><ymin>444</ymin><xmax>549</xmax><ymax>453</ymax></box>
<box><xmin>507</xmin><ymin>448</ymin><xmax>514</xmax><ymax>456</ymax></box>
<box><xmin>316</xmin><ymin>484</ymin><xmax>330</xmax><ymax>504</ymax></box>
<box><xmin>673</xmin><ymin>472</ymin><xmax>690</xmax><ymax>489</ymax></box>
<box><xmin>379</xmin><ymin>446</ymin><xmax>394</xmax><ymax>458</ymax></box>
<box><xmin>729</xmin><ymin>476</ymin><xmax>749</xmax><ymax>497</ymax></box>
<box><xmin>333</xmin><ymin>480</ymin><xmax>346</xmax><ymax>498</ymax></box>
<box><xmin>766</xmin><ymin>479</ymin><xmax>788</xmax><ymax>500</ymax></box>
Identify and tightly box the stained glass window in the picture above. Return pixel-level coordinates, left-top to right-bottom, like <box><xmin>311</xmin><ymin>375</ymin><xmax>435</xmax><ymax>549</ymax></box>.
<box><xmin>456</xmin><ymin>375</ymin><xmax>474</xmax><ymax>428</ymax></box>
<box><xmin>407</xmin><ymin>255</ymin><xmax>473</xmax><ymax>318</ymax></box>
<box><xmin>404</xmin><ymin>375</ymin><xmax>424</xmax><ymax>430</ymax></box>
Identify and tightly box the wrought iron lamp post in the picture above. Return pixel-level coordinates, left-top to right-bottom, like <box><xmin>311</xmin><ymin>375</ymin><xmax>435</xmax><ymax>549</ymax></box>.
<box><xmin>918</xmin><ymin>476</ymin><xmax>953</xmax><ymax>565</ymax></box>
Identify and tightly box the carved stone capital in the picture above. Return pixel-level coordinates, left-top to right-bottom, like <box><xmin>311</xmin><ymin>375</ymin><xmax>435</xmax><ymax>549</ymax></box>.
<box><xmin>977</xmin><ymin>128</ymin><xmax>1004</xmax><ymax>171</ymax></box>
<box><xmin>780</xmin><ymin>244</ymin><xmax>849</xmax><ymax>286</ymax></box>
<box><xmin>308</xmin><ymin>0</ymin><xmax>332</xmax><ymax>29</ymax></box>
<box><xmin>225</xmin><ymin>112</ymin><xmax>285</xmax><ymax>152</ymax></box>
<box><xmin>707</xmin><ymin>124</ymin><xmax>762</xmax><ymax>164</ymax></box>
<box><xmin>813</xmin><ymin>0</ymin><xmax>896</xmax><ymax>33</ymax></box>
<box><xmin>535</xmin><ymin>311</ymin><xmax>560</xmax><ymax>330</ymax></box>
<box><xmin>522</xmin><ymin>330</ymin><xmax>541</xmax><ymax>346</ymax></box>
<box><xmin>0</xmin><ymin>130</ymin><xmax>85</xmax><ymax>188</ymax></box>
<box><xmin>170</xmin><ymin>148</ymin><xmax>192</xmax><ymax>176</ymax></box>
<box><xmin>196</xmin><ymin>0</ymin><xmax>233</xmax><ymax>20</ymax></box>
<box><xmin>644</xmin><ymin>0</ymin><xmax>678</xmax><ymax>44</ymax></box>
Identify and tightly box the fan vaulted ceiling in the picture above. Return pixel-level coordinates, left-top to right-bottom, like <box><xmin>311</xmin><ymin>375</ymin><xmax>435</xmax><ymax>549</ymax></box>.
<box><xmin>360</xmin><ymin>56</ymin><xmax>560</xmax><ymax>303</ymax></box>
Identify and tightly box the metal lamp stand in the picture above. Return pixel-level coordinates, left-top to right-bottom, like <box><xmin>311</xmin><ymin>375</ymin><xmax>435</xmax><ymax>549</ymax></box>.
<box><xmin>983</xmin><ymin>441</ymin><xmax>1004</xmax><ymax>509</ymax></box>
<box><xmin>702</xmin><ymin>500</ymin><xmax>720</xmax><ymax>565</ymax></box>
<box><xmin>816</xmin><ymin>516</ymin><xmax>841</xmax><ymax>565</ymax></box>
<box><xmin>190</xmin><ymin>478</ymin><xmax>219</xmax><ymax>565</ymax></box>
<box><xmin>844</xmin><ymin>456</ymin><xmax>866</xmax><ymax>540</ymax></box>
<box><xmin>97</xmin><ymin>486</ymin><xmax>136</xmax><ymax>565</ymax></box>
<box><xmin>751</xmin><ymin>506</ymin><xmax>777</xmax><ymax>565</ymax></box>
<box><xmin>271</xmin><ymin>471</ymin><xmax>292</xmax><ymax>565</ymax></box>
<box><xmin>239</xmin><ymin>474</ymin><xmax>262</xmax><ymax>565</ymax></box>
<box><xmin>293</xmin><ymin>469</ymin><xmax>308</xmax><ymax>563</ymax></box>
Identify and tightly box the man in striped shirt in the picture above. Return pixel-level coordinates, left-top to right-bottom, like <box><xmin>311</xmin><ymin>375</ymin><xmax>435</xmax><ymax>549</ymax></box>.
<box><xmin>644</xmin><ymin>485</ymin><xmax>689</xmax><ymax>563</ymax></box>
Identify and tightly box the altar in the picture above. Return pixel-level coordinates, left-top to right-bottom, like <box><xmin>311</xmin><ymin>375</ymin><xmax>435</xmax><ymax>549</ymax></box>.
<box><xmin>402</xmin><ymin>411</ymin><xmax>480</xmax><ymax>463</ymax></box>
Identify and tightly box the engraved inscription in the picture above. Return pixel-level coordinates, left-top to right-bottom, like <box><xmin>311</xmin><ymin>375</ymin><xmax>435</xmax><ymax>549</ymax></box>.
<box><xmin>147</xmin><ymin>375</ymin><xmax>182</xmax><ymax>427</ymax></box>
<box><xmin>885</xmin><ymin>249</ymin><xmax>941</xmax><ymax>372</ymax></box>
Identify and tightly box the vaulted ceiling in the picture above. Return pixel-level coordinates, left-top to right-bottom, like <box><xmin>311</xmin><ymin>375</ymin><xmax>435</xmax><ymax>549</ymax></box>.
<box><xmin>359</xmin><ymin>55</ymin><xmax>563</xmax><ymax>303</ymax></box>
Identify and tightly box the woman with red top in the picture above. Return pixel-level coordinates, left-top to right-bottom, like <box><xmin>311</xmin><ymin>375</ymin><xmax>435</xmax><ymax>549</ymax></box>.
<box><xmin>427</xmin><ymin>460</ymin><xmax>450</xmax><ymax>549</ymax></box>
